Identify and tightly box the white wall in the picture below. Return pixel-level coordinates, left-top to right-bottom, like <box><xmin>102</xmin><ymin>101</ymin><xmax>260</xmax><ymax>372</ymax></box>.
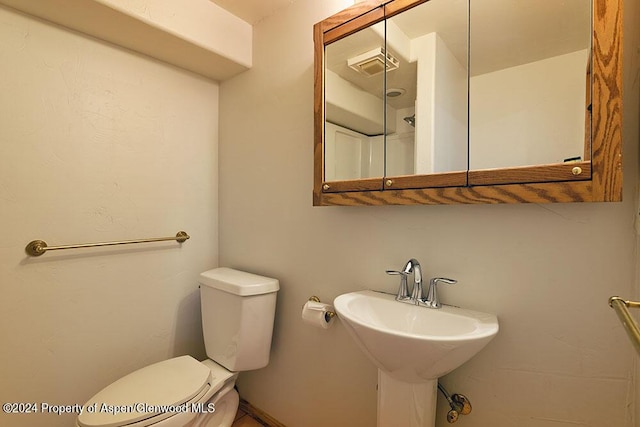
<box><xmin>325</xmin><ymin>69</ymin><xmax>395</xmax><ymax>137</ymax></box>
<box><xmin>432</xmin><ymin>33</ymin><xmax>468</xmax><ymax>173</ymax></box>
<box><xmin>412</xmin><ymin>32</ymin><xmax>467</xmax><ymax>174</ymax></box>
<box><xmin>325</xmin><ymin>121</ymin><xmax>412</xmax><ymax>181</ymax></box>
<box><xmin>219</xmin><ymin>2</ymin><xmax>640</xmax><ymax>427</ymax></box>
<box><xmin>0</xmin><ymin>6</ymin><xmax>218</xmax><ymax>427</ymax></box>
<box><xmin>324</xmin><ymin>123</ymin><xmax>366</xmax><ymax>181</ymax></box>
<box><xmin>470</xmin><ymin>50</ymin><xmax>589</xmax><ymax>170</ymax></box>
<box><xmin>103</xmin><ymin>0</ymin><xmax>252</xmax><ymax>67</ymax></box>
<box><xmin>0</xmin><ymin>0</ymin><xmax>252</xmax><ymax>80</ymax></box>
<box><xmin>385</xmin><ymin>132</ymin><xmax>415</xmax><ymax>177</ymax></box>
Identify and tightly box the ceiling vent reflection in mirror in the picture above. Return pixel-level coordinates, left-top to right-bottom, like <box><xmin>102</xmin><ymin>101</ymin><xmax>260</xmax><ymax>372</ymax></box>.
<box><xmin>347</xmin><ymin>47</ymin><xmax>399</xmax><ymax>77</ymax></box>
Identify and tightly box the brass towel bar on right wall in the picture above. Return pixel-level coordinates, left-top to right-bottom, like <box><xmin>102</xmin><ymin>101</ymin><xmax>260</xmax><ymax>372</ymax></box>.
<box><xmin>609</xmin><ymin>297</ymin><xmax>640</xmax><ymax>357</ymax></box>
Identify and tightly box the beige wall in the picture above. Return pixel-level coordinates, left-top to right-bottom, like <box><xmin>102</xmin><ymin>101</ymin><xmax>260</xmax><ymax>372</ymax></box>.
<box><xmin>0</xmin><ymin>6</ymin><xmax>218</xmax><ymax>426</ymax></box>
<box><xmin>219</xmin><ymin>1</ymin><xmax>640</xmax><ymax>427</ymax></box>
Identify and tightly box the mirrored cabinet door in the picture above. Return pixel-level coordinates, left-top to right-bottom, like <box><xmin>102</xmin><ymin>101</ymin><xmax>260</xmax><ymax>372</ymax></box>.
<box><xmin>468</xmin><ymin>0</ymin><xmax>592</xmax><ymax>185</ymax></box>
<box><xmin>383</xmin><ymin>0</ymin><xmax>468</xmax><ymax>190</ymax></box>
<box><xmin>313</xmin><ymin>0</ymin><xmax>621</xmax><ymax>206</ymax></box>
<box><xmin>323</xmin><ymin>15</ymin><xmax>386</xmax><ymax>192</ymax></box>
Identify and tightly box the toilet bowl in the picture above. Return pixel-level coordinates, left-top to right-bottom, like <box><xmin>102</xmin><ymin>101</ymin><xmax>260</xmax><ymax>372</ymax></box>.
<box><xmin>76</xmin><ymin>268</ymin><xmax>279</xmax><ymax>427</ymax></box>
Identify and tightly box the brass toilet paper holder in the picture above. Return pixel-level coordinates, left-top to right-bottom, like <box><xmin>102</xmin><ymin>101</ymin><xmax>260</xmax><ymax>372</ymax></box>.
<box><xmin>308</xmin><ymin>296</ymin><xmax>336</xmax><ymax>322</ymax></box>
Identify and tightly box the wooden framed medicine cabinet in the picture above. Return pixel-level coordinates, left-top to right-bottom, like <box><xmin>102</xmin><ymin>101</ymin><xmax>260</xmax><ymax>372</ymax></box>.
<box><xmin>313</xmin><ymin>0</ymin><xmax>622</xmax><ymax>206</ymax></box>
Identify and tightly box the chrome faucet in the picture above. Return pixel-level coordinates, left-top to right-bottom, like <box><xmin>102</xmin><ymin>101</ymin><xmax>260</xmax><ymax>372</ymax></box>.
<box><xmin>387</xmin><ymin>259</ymin><xmax>457</xmax><ymax>308</ymax></box>
<box><xmin>385</xmin><ymin>270</ymin><xmax>410</xmax><ymax>301</ymax></box>
<box><xmin>424</xmin><ymin>277</ymin><xmax>457</xmax><ymax>308</ymax></box>
<box><xmin>386</xmin><ymin>258</ymin><xmax>423</xmax><ymax>304</ymax></box>
<box><xmin>404</xmin><ymin>258</ymin><xmax>423</xmax><ymax>304</ymax></box>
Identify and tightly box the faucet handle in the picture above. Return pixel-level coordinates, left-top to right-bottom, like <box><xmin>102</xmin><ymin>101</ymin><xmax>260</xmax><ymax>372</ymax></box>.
<box><xmin>386</xmin><ymin>270</ymin><xmax>411</xmax><ymax>301</ymax></box>
<box><xmin>433</xmin><ymin>277</ymin><xmax>457</xmax><ymax>286</ymax></box>
<box><xmin>426</xmin><ymin>277</ymin><xmax>457</xmax><ymax>308</ymax></box>
<box><xmin>385</xmin><ymin>270</ymin><xmax>406</xmax><ymax>276</ymax></box>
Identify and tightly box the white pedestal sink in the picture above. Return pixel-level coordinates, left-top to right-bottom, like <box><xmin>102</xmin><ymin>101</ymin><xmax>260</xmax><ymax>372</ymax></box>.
<box><xmin>334</xmin><ymin>290</ymin><xmax>498</xmax><ymax>427</ymax></box>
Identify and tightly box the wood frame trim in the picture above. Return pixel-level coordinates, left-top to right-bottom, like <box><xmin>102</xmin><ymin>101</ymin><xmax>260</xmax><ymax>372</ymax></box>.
<box><xmin>590</xmin><ymin>0</ymin><xmax>623</xmax><ymax>201</ymax></box>
<box><xmin>384</xmin><ymin>0</ymin><xmax>430</xmax><ymax>18</ymax></box>
<box><xmin>324</xmin><ymin>7</ymin><xmax>385</xmax><ymax>45</ymax></box>
<box><xmin>313</xmin><ymin>0</ymin><xmax>623</xmax><ymax>206</ymax></box>
<box><xmin>318</xmin><ymin>0</ymin><xmax>388</xmax><ymax>34</ymax></box>
<box><xmin>387</xmin><ymin>170</ymin><xmax>467</xmax><ymax>189</ymax></box>
<box><xmin>322</xmin><ymin>177</ymin><xmax>383</xmax><ymax>193</ymax></box>
<box><xmin>313</xmin><ymin>20</ymin><xmax>325</xmax><ymax>206</ymax></box>
<box><xmin>468</xmin><ymin>162</ymin><xmax>592</xmax><ymax>186</ymax></box>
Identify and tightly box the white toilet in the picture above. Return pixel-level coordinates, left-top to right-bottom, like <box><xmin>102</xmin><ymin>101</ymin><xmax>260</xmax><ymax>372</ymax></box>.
<box><xmin>76</xmin><ymin>268</ymin><xmax>279</xmax><ymax>427</ymax></box>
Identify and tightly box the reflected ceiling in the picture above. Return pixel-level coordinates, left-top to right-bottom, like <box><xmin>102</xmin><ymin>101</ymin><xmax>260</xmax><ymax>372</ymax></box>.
<box><xmin>327</xmin><ymin>0</ymin><xmax>590</xmax><ymax>108</ymax></box>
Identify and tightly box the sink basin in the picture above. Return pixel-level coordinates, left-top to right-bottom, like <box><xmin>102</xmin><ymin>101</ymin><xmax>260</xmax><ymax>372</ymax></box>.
<box><xmin>334</xmin><ymin>290</ymin><xmax>499</xmax><ymax>383</ymax></box>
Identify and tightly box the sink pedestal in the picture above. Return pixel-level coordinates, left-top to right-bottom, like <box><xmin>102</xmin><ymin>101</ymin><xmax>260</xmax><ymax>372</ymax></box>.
<box><xmin>334</xmin><ymin>290</ymin><xmax>499</xmax><ymax>427</ymax></box>
<box><xmin>377</xmin><ymin>370</ymin><xmax>437</xmax><ymax>427</ymax></box>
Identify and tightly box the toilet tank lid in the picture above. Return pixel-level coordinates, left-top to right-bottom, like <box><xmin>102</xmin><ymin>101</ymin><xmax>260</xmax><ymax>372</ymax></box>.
<box><xmin>199</xmin><ymin>268</ymin><xmax>279</xmax><ymax>296</ymax></box>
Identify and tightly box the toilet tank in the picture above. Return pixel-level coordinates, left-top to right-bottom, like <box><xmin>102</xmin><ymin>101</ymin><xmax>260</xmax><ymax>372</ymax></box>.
<box><xmin>198</xmin><ymin>268</ymin><xmax>279</xmax><ymax>372</ymax></box>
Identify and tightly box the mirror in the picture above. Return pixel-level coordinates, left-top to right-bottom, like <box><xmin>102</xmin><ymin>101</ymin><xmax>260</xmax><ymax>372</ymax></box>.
<box><xmin>313</xmin><ymin>0</ymin><xmax>622</xmax><ymax>205</ymax></box>
<box><xmin>385</xmin><ymin>0</ymin><xmax>468</xmax><ymax>179</ymax></box>
<box><xmin>469</xmin><ymin>0</ymin><xmax>591</xmax><ymax>172</ymax></box>
<box><xmin>324</xmin><ymin>21</ymin><xmax>386</xmax><ymax>182</ymax></box>
<box><xmin>323</xmin><ymin>0</ymin><xmax>469</xmax><ymax>189</ymax></box>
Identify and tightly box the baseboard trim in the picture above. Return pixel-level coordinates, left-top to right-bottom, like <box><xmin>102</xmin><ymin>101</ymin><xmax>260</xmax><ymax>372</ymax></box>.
<box><xmin>239</xmin><ymin>398</ymin><xmax>287</xmax><ymax>427</ymax></box>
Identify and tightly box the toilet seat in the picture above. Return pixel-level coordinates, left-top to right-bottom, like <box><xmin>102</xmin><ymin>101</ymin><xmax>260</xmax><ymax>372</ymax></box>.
<box><xmin>77</xmin><ymin>356</ymin><xmax>232</xmax><ymax>427</ymax></box>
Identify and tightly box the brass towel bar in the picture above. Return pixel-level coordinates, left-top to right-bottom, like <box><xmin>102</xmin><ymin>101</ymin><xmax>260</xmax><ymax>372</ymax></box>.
<box><xmin>25</xmin><ymin>231</ymin><xmax>190</xmax><ymax>257</ymax></box>
<box><xmin>609</xmin><ymin>296</ymin><xmax>640</xmax><ymax>357</ymax></box>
